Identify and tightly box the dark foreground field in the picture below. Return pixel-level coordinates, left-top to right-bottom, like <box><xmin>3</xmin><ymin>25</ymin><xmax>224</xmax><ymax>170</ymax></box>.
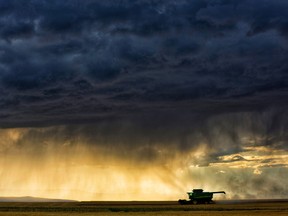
<box><xmin>0</xmin><ymin>200</ymin><xmax>287</xmax><ymax>216</ymax></box>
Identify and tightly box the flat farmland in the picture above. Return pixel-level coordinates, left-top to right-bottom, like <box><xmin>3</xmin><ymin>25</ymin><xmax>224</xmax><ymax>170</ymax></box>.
<box><xmin>0</xmin><ymin>200</ymin><xmax>287</xmax><ymax>216</ymax></box>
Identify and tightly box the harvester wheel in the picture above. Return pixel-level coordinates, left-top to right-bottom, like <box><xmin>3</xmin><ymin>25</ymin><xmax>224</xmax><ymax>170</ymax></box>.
<box><xmin>178</xmin><ymin>199</ymin><xmax>186</xmax><ymax>205</ymax></box>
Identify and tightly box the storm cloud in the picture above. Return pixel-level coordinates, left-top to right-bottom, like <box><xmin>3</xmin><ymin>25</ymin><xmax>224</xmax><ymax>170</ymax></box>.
<box><xmin>0</xmin><ymin>0</ymin><xmax>287</xmax><ymax>127</ymax></box>
<box><xmin>0</xmin><ymin>0</ymin><xmax>288</xmax><ymax>200</ymax></box>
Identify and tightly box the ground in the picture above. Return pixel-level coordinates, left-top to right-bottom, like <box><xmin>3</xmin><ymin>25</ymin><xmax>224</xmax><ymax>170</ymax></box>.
<box><xmin>0</xmin><ymin>200</ymin><xmax>287</xmax><ymax>216</ymax></box>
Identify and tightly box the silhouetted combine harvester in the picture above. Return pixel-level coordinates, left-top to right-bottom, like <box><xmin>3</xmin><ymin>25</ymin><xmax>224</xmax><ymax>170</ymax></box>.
<box><xmin>178</xmin><ymin>189</ymin><xmax>226</xmax><ymax>204</ymax></box>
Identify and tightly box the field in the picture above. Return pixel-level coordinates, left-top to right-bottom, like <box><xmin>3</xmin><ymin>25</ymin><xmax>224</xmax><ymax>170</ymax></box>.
<box><xmin>0</xmin><ymin>200</ymin><xmax>287</xmax><ymax>216</ymax></box>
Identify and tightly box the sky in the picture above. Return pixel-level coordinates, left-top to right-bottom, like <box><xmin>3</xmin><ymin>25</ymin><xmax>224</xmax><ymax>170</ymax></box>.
<box><xmin>0</xmin><ymin>0</ymin><xmax>288</xmax><ymax>201</ymax></box>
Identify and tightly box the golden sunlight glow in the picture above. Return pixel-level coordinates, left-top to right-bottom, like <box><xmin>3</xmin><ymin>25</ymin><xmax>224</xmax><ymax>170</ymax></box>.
<box><xmin>0</xmin><ymin>128</ymin><xmax>287</xmax><ymax>200</ymax></box>
<box><xmin>0</xmin><ymin>128</ymin><xmax>188</xmax><ymax>200</ymax></box>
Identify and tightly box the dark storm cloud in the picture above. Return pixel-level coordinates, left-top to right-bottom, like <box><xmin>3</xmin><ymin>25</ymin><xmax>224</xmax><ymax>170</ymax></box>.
<box><xmin>0</xmin><ymin>0</ymin><xmax>288</xmax><ymax>128</ymax></box>
<box><xmin>1</xmin><ymin>2</ymin><xmax>288</xmax><ymax>200</ymax></box>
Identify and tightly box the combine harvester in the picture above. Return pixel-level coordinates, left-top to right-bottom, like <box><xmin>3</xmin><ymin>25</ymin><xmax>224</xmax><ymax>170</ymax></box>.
<box><xmin>178</xmin><ymin>189</ymin><xmax>225</xmax><ymax>204</ymax></box>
